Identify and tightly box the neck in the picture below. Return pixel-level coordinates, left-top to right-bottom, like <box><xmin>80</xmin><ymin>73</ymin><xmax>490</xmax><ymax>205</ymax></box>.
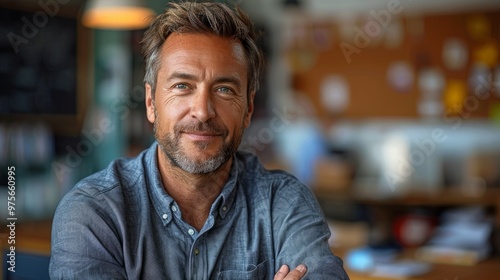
<box><xmin>157</xmin><ymin>148</ymin><xmax>232</xmax><ymax>231</ymax></box>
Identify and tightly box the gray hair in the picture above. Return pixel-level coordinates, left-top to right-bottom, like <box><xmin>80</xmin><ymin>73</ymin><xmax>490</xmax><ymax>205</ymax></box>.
<box><xmin>141</xmin><ymin>1</ymin><xmax>264</xmax><ymax>97</ymax></box>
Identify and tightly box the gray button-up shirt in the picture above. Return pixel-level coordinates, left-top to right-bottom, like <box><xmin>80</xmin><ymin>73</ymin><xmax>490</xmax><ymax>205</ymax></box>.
<box><xmin>49</xmin><ymin>142</ymin><xmax>349</xmax><ymax>279</ymax></box>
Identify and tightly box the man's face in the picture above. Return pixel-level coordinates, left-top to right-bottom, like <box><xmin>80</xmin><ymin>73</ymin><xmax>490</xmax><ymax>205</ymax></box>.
<box><xmin>145</xmin><ymin>33</ymin><xmax>254</xmax><ymax>174</ymax></box>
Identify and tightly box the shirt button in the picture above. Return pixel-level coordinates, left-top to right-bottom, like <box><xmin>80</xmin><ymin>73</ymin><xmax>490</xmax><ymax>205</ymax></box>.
<box><xmin>194</xmin><ymin>248</ymin><xmax>200</xmax><ymax>255</ymax></box>
<box><xmin>162</xmin><ymin>213</ymin><xmax>168</xmax><ymax>220</ymax></box>
<box><xmin>222</xmin><ymin>205</ymin><xmax>227</xmax><ymax>212</ymax></box>
<box><xmin>171</xmin><ymin>205</ymin><xmax>178</xmax><ymax>212</ymax></box>
<box><xmin>188</xmin><ymin>229</ymin><xmax>195</xmax><ymax>236</ymax></box>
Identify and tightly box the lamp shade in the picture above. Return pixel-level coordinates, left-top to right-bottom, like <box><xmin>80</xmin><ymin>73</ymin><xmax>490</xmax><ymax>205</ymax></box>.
<box><xmin>82</xmin><ymin>0</ymin><xmax>155</xmax><ymax>30</ymax></box>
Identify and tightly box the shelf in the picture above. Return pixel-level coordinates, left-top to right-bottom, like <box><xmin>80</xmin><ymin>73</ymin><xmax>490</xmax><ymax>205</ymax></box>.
<box><xmin>315</xmin><ymin>187</ymin><xmax>500</xmax><ymax>207</ymax></box>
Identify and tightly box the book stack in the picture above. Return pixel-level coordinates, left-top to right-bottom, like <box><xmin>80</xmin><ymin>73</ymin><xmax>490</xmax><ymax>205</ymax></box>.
<box><xmin>416</xmin><ymin>207</ymin><xmax>492</xmax><ymax>265</ymax></box>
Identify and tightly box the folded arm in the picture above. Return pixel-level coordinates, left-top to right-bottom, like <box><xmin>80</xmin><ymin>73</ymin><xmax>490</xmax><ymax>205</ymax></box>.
<box><xmin>272</xmin><ymin>181</ymin><xmax>350</xmax><ymax>280</ymax></box>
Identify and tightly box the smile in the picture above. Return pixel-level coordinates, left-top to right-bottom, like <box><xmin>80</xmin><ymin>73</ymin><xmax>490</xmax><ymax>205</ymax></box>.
<box><xmin>183</xmin><ymin>131</ymin><xmax>223</xmax><ymax>141</ymax></box>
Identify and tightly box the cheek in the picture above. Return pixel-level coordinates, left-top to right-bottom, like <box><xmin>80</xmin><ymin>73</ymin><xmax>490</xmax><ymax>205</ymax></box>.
<box><xmin>153</xmin><ymin>103</ymin><xmax>181</xmax><ymax>132</ymax></box>
<box><xmin>225</xmin><ymin>96</ymin><xmax>248</xmax><ymax>115</ymax></box>
<box><xmin>220</xmin><ymin>105</ymin><xmax>247</xmax><ymax>133</ymax></box>
<box><xmin>159</xmin><ymin>97</ymin><xmax>188</xmax><ymax>118</ymax></box>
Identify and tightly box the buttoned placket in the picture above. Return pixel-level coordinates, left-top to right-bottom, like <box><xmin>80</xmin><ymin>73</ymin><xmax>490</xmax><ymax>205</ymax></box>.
<box><xmin>166</xmin><ymin>201</ymin><xmax>204</xmax><ymax>280</ymax></box>
<box><xmin>188</xmin><ymin>235</ymin><xmax>208</xmax><ymax>280</ymax></box>
<box><xmin>187</xmin><ymin>203</ymin><xmax>228</xmax><ymax>280</ymax></box>
<box><xmin>157</xmin><ymin>170</ymin><xmax>237</xmax><ymax>279</ymax></box>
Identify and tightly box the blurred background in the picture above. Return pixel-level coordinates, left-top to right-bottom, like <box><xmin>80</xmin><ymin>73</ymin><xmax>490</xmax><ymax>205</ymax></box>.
<box><xmin>1</xmin><ymin>0</ymin><xmax>500</xmax><ymax>279</ymax></box>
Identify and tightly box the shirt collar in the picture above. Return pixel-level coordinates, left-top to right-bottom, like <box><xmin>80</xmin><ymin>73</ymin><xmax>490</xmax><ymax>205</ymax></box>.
<box><xmin>145</xmin><ymin>142</ymin><xmax>175</xmax><ymax>226</ymax></box>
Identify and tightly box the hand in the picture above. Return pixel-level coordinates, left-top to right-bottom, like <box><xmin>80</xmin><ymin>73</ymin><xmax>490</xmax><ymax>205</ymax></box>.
<box><xmin>273</xmin><ymin>264</ymin><xmax>307</xmax><ymax>280</ymax></box>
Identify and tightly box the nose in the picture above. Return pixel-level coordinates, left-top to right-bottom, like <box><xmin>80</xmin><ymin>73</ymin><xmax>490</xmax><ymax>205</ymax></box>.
<box><xmin>190</xmin><ymin>87</ymin><xmax>216</xmax><ymax>122</ymax></box>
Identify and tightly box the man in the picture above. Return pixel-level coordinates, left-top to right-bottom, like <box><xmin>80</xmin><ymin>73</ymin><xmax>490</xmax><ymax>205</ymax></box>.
<box><xmin>49</xmin><ymin>2</ymin><xmax>349</xmax><ymax>279</ymax></box>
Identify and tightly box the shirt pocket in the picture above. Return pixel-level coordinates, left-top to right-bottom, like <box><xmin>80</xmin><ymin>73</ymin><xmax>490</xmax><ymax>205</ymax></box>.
<box><xmin>217</xmin><ymin>259</ymin><xmax>273</xmax><ymax>280</ymax></box>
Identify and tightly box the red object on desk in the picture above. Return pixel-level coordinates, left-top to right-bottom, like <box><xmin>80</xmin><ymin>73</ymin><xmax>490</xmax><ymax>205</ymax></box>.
<box><xmin>393</xmin><ymin>214</ymin><xmax>435</xmax><ymax>247</ymax></box>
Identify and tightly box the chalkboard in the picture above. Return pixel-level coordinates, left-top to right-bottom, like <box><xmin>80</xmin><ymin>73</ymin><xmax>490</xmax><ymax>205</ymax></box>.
<box><xmin>0</xmin><ymin>7</ymin><xmax>77</xmax><ymax>115</ymax></box>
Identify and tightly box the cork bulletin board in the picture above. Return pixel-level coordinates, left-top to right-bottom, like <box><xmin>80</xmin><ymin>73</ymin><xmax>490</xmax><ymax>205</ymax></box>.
<box><xmin>286</xmin><ymin>9</ymin><xmax>500</xmax><ymax>120</ymax></box>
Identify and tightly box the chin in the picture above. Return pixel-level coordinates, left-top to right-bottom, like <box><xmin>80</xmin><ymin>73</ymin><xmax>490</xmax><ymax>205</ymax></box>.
<box><xmin>188</xmin><ymin>150</ymin><xmax>221</xmax><ymax>162</ymax></box>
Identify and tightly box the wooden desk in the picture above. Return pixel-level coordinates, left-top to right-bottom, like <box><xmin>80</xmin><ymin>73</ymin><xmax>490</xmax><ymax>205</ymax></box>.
<box><xmin>318</xmin><ymin>188</ymin><xmax>500</xmax><ymax>279</ymax></box>
<box><xmin>335</xmin><ymin>247</ymin><xmax>500</xmax><ymax>280</ymax></box>
<box><xmin>345</xmin><ymin>257</ymin><xmax>500</xmax><ymax>280</ymax></box>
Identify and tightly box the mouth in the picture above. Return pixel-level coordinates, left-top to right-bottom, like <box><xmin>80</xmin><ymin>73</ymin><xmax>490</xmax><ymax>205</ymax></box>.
<box><xmin>177</xmin><ymin>121</ymin><xmax>227</xmax><ymax>143</ymax></box>
<box><xmin>182</xmin><ymin>130</ymin><xmax>224</xmax><ymax>141</ymax></box>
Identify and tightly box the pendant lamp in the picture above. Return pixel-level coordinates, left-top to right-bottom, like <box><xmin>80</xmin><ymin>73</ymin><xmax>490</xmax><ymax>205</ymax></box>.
<box><xmin>82</xmin><ymin>0</ymin><xmax>156</xmax><ymax>30</ymax></box>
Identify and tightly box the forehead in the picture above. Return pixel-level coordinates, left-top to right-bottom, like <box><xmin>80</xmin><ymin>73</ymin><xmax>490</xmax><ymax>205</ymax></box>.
<box><xmin>159</xmin><ymin>33</ymin><xmax>247</xmax><ymax>70</ymax></box>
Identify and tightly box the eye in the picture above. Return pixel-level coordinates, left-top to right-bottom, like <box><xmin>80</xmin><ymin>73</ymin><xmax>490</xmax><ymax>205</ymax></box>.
<box><xmin>173</xmin><ymin>83</ymin><xmax>189</xmax><ymax>90</ymax></box>
<box><xmin>216</xmin><ymin>86</ymin><xmax>234</xmax><ymax>94</ymax></box>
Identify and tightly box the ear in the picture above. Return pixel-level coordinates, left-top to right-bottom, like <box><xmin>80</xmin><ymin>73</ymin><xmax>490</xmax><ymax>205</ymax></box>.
<box><xmin>243</xmin><ymin>91</ymin><xmax>255</xmax><ymax>128</ymax></box>
<box><xmin>145</xmin><ymin>83</ymin><xmax>156</xmax><ymax>124</ymax></box>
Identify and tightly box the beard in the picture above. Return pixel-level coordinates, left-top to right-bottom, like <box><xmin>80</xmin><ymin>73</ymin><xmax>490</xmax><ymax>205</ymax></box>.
<box><xmin>153</xmin><ymin>108</ymin><xmax>245</xmax><ymax>174</ymax></box>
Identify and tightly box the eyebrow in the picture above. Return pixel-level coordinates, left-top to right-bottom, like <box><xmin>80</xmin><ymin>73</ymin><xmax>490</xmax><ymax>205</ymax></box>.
<box><xmin>213</xmin><ymin>76</ymin><xmax>242</xmax><ymax>90</ymax></box>
<box><xmin>166</xmin><ymin>72</ymin><xmax>197</xmax><ymax>82</ymax></box>
<box><xmin>167</xmin><ymin>72</ymin><xmax>242</xmax><ymax>89</ymax></box>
